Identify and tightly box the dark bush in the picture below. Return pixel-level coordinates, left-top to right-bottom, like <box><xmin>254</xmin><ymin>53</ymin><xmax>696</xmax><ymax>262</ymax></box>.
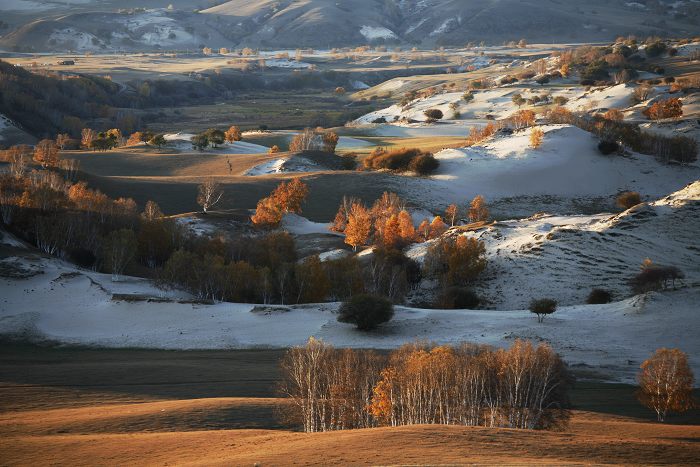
<box><xmin>424</xmin><ymin>109</ymin><xmax>444</xmax><ymax>120</ymax></box>
<box><xmin>630</xmin><ymin>265</ymin><xmax>684</xmax><ymax>294</ymax></box>
<box><xmin>408</xmin><ymin>153</ymin><xmax>440</xmax><ymax>175</ymax></box>
<box><xmin>645</xmin><ymin>41</ymin><xmax>667</xmax><ymax>58</ymax></box>
<box><xmin>69</xmin><ymin>247</ymin><xmax>97</xmax><ymax>268</ymax></box>
<box><xmin>338</xmin><ymin>294</ymin><xmax>394</xmax><ymax>331</ymax></box>
<box><xmin>441</xmin><ymin>287</ymin><xmax>481</xmax><ymax>309</ymax></box>
<box><xmin>372</xmin><ymin>117</ymin><xmax>387</xmax><ymax>124</ymax></box>
<box><xmin>587</xmin><ymin>288</ymin><xmax>613</xmax><ymax>304</ymax></box>
<box><xmin>529</xmin><ymin>298</ymin><xmax>557</xmax><ymax>323</ymax></box>
<box><xmin>598</xmin><ymin>140</ymin><xmax>620</xmax><ymax>155</ymax></box>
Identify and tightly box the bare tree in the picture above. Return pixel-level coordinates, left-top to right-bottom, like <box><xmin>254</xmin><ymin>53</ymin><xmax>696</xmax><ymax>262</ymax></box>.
<box><xmin>103</xmin><ymin>229</ymin><xmax>137</xmax><ymax>281</ymax></box>
<box><xmin>197</xmin><ymin>179</ymin><xmax>224</xmax><ymax>214</ymax></box>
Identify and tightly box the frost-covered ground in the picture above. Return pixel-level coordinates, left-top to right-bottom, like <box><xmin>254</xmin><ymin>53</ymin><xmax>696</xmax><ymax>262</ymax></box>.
<box><xmin>0</xmin><ymin>248</ymin><xmax>697</xmax><ymax>383</ymax></box>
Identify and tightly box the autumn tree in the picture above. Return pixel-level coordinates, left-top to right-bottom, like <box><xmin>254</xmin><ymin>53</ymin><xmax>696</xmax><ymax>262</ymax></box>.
<box><xmin>272</xmin><ymin>178</ymin><xmax>309</xmax><ymax>213</ymax></box>
<box><xmin>81</xmin><ymin>128</ymin><xmax>96</xmax><ymax>149</ymax></box>
<box><xmin>197</xmin><ymin>179</ymin><xmax>224</xmax><ymax>213</ymax></box>
<box><xmin>322</xmin><ymin>131</ymin><xmax>339</xmax><ymax>153</ymax></box>
<box><xmin>33</xmin><ymin>139</ymin><xmax>59</xmax><ymax>168</ymax></box>
<box><xmin>289</xmin><ymin>128</ymin><xmax>319</xmax><ymax>152</ymax></box>
<box><xmin>417</xmin><ymin>219</ymin><xmax>431</xmax><ymax>242</ymax></box>
<box><xmin>604</xmin><ymin>108</ymin><xmax>625</xmax><ymax>121</ymax></box>
<box><xmin>397</xmin><ymin>210</ymin><xmax>415</xmax><ymax>245</ymax></box>
<box><xmin>141</xmin><ymin>200</ymin><xmax>163</xmax><ymax>221</ymax></box>
<box><xmin>637</xmin><ymin>348</ymin><xmax>695</xmax><ymax>422</ymax></box>
<box><xmin>429</xmin><ymin>216</ymin><xmax>447</xmax><ymax>239</ymax></box>
<box><xmin>7</xmin><ymin>145</ymin><xmax>30</xmax><ymax>178</ymax></box>
<box><xmin>511</xmin><ymin>109</ymin><xmax>536</xmax><ymax>130</ymax></box>
<box><xmin>468</xmin><ymin>195</ymin><xmax>489</xmax><ymax>223</ymax></box>
<box><xmin>224</xmin><ymin>125</ymin><xmax>242</xmax><ymax>143</ymax></box>
<box><xmin>530</xmin><ymin>127</ymin><xmax>544</xmax><ymax>149</ymax></box>
<box><xmin>55</xmin><ymin>133</ymin><xmax>71</xmax><ymax>150</ymax></box>
<box><xmin>344</xmin><ymin>202</ymin><xmax>372</xmax><ymax>251</ymax></box>
<box><xmin>643</xmin><ymin>98</ymin><xmax>683</xmax><ymax>121</ymax></box>
<box><xmin>330</xmin><ymin>196</ymin><xmax>358</xmax><ymax>233</ymax></box>
<box><xmin>382</xmin><ymin>214</ymin><xmax>401</xmax><ymax>249</ymax></box>
<box><xmin>251</xmin><ymin>197</ymin><xmax>282</xmax><ymax>228</ymax></box>
<box><xmin>269</xmin><ymin>145</ymin><xmax>280</xmax><ymax>154</ymax></box>
<box><xmin>445</xmin><ymin>204</ymin><xmax>459</xmax><ymax>226</ymax></box>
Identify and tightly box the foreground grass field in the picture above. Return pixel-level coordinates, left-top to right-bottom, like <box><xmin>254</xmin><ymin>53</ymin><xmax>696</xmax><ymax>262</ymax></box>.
<box><xmin>0</xmin><ymin>345</ymin><xmax>698</xmax><ymax>466</ymax></box>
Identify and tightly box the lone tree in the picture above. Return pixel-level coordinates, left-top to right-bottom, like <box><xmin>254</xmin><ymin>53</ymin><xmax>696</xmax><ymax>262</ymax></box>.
<box><xmin>148</xmin><ymin>134</ymin><xmax>166</xmax><ymax>148</ymax></box>
<box><xmin>445</xmin><ymin>204</ymin><xmax>459</xmax><ymax>226</ymax></box>
<box><xmin>197</xmin><ymin>179</ymin><xmax>223</xmax><ymax>214</ymax></box>
<box><xmin>338</xmin><ymin>294</ymin><xmax>394</xmax><ymax>331</ymax></box>
<box><xmin>224</xmin><ymin>125</ymin><xmax>242</xmax><ymax>143</ymax></box>
<box><xmin>468</xmin><ymin>195</ymin><xmax>489</xmax><ymax>223</ymax></box>
<box><xmin>637</xmin><ymin>348</ymin><xmax>695</xmax><ymax>422</ymax></box>
<box><xmin>529</xmin><ymin>298</ymin><xmax>557</xmax><ymax>323</ymax></box>
<box><xmin>530</xmin><ymin>127</ymin><xmax>544</xmax><ymax>149</ymax></box>
<box><xmin>141</xmin><ymin>200</ymin><xmax>163</xmax><ymax>221</ymax></box>
<box><xmin>344</xmin><ymin>202</ymin><xmax>371</xmax><ymax>251</ymax></box>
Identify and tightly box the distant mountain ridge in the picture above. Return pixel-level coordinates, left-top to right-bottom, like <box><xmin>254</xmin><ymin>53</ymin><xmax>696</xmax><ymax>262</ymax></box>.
<box><xmin>1</xmin><ymin>0</ymin><xmax>699</xmax><ymax>52</ymax></box>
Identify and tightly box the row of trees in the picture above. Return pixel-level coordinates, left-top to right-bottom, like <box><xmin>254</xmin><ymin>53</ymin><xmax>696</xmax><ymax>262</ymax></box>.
<box><xmin>279</xmin><ymin>338</ymin><xmax>572</xmax><ymax>432</ymax></box>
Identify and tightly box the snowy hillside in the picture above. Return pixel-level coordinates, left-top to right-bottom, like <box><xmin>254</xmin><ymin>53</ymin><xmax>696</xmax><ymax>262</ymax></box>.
<box><xmin>0</xmin><ymin>240</ymin><xmax>698</xmax><ymax>383</ymax></box>
<box><xmin>409</xmin><ymin>181</ymin><xmax>700</xmax><ymax>309</ymax></box>
<box><xmin>405</xmin><ymin>125</ymin><xmax>700</xmax><ymax>214</ymax></box>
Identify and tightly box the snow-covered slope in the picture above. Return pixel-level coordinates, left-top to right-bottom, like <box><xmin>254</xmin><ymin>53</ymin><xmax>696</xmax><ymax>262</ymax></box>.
<box><xmin>412</xmin><ymin>125</ymin><xmax>700</xmax><ymax>211</ymax></box>
<box><xmin>408</xmin><ymin>181</ymin><xmax>700</xmax><ymax>309</ymax></box>
<box><xmin>0</xmin><ymin>250</ymin><xmax>697</xmax><ymax>383</ymax></box>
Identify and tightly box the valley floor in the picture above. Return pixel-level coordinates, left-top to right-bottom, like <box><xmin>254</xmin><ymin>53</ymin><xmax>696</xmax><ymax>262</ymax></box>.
<box><xmin>0</xmin><ymin>345</ymin><xmax>698</xmax><ymax>466</ymax></box>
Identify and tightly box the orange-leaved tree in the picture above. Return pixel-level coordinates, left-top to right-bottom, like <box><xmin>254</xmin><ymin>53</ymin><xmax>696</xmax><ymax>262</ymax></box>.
<box><xmin>637</xmin><ymin>348</ymin><xmax>695</xmax><ymax>422</ymax></box>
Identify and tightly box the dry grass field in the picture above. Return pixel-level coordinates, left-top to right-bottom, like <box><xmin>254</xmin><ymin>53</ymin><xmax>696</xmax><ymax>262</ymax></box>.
<box><xmin>0</xmin><ymin>345</ymin><xmax>698</xmax><ymax>466</ymax></box>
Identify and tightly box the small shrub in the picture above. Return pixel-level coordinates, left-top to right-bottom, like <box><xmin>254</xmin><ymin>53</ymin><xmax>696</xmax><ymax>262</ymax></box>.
<box><xmin>587</xmin><ymin>288</ymin><xmax>613</xmax><ymax>304</ymax></box>
<box><xmin>529</xmin><ymin>298</ymin><xmax>557</xmax><ymax>323</ymax></box>
<box><xmin>363</xmin><ymin>147</ymin><xmax>439</xmax><ymax>174</ymax></box>
<box><xmin>598</xmin><ymin>140</ymin><xmax>620</xmax><ymax>155</ymax></box>
<box><xmin>337</xmin><ymin>294</ymin><xmax>394</xmax><ymax>331</ymax></box>
<box><xmin>408</xmin><ymin>153</ymin><xmax>440</xmax><ymax>175</ymax></box>
<box><xmin>424</xmin><ymin>109</ymin><xmax>444</xmax><ymax>121</ymax></box>
<box><xmin>372</xmin><ymin>117</ymin><xmax>387</xmax><ymax>124</ymax></box>
<box><xmin>617</xmin><ymin>191</ymin><xmax>641</xmax><ymax>210</ymax></box>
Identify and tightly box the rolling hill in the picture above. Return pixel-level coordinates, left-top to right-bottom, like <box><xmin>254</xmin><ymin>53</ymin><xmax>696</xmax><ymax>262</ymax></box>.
<box><xmin>1</xmin><ymin>0</ymin><xmax>699</xmax><ymax>51</ymax></box>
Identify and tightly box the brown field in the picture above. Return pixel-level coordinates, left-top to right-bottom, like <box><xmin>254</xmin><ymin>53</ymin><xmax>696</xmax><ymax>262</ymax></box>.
<box><xmin>0</xmin><ymin>345</ymin><xmax>698</xmax><ymax>466</ymax></box>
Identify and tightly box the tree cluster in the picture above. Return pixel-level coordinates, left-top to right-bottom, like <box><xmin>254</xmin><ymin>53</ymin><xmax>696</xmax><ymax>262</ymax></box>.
<box><xmin>279</xmin><ymin>339</ymin><xmax>571</xmax><ymax>432</ymax></box>
<box><xmin>362</xmin><ymin>147</ymin><xmax>439</xmax><ymax>175</ymax></box>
